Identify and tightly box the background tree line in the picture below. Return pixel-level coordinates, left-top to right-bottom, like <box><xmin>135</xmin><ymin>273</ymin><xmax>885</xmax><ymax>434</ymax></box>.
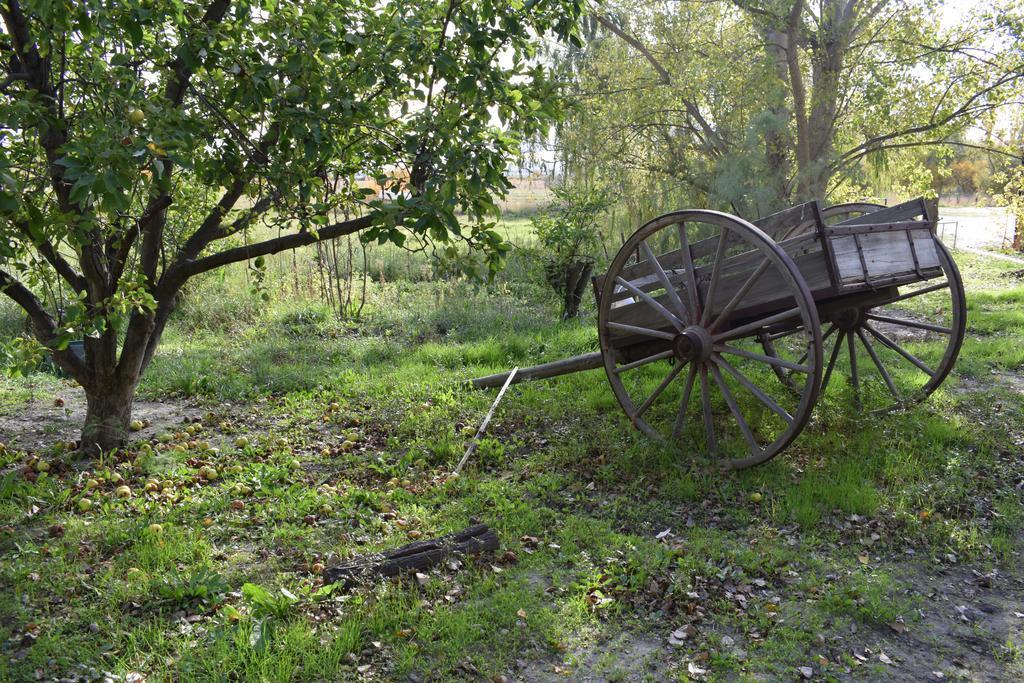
<box><xmin>548</xmin><ymin>0</ymin><xmax>1023</xmax><ymax>227</ymax></box>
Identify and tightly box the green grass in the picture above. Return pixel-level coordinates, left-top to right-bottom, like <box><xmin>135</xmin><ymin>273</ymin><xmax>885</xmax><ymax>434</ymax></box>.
<box><xmin>0</xmin><ymin>248</ymin><xmax>1022</xmax><ymax>680</ymax></box>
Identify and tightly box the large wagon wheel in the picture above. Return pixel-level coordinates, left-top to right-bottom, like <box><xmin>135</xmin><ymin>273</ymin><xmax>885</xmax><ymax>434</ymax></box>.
<box><xmin>597</xmin><ymin>210</ymin><xmax>823</xmax><ymax>469</ymax></box>
<box><xmin>763</xmin><ymin>202</ymin><xmax>966</xmax><ymax>411</ymax></box>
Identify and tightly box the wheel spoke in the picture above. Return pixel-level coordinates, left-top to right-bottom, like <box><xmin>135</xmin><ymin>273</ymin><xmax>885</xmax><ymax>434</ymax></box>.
<box><xmin>613</xmin><ymin>349</ymin><xmax>675</xmax><ymax>374</ymax></box>
<box><xmin>864</xmin><ymin>313</ymin><xmax>951</xmax><ymax>335</ymax></box>
<box><xmin>638</xmin><ymin>240</ymin><xmax>689</xmax><ymax>323</ymax></box>
<box><xmin>713</xmin><ymin>354</ymin><xmax>794</xmax><ymax>425</ymax></box>
<box><xmin>767</xmin><ymin>326</ymin><xmax>805</xmax><ymax>341</ymax></box>
<box><xmin>672</xmin><ymin>364</ymin><xmax>698</xmax><ymax>439</ymax></box>
<box><xmin>612</xmin><ymin>282</ymin><xmax>637</xmax><ymax>306</ymax></box>
<box><xmin>607</xmin><ymin>321</ymin><xmax>677</xmax><ymax>341</ymax></box>
<box><xmin>699</xmin><ymin>366</ymin><xmax>717</xmax><ymax>456</ymax></box>
<box><xmin>787</xmin><ymin>324</ymin><xmax>835</xmax><ymax>373</ymax></box>
<box><xmin>856</xmin><ymin>327</ymin><xmax>899</xmax><ymax>399</ymax></box>
<box><xmin>886</xmin><ymin>280</ymin><xmax>950</xmax><ymax>305</ymax></box>
<box><xmin>714</xmin><ymin>306</ymin><xmax>803</xmax><ymax>343</ymax></box>
<box><xmin>709</xmin><ymin>363</ymin><xmax>760</xmax><ymax>456</ymax></box>
<box><xmin>614</xmin><ymin>276</ymin><xmax>685</xmax><ymax>332</ymax></box>
<box><xmin>709</xmin><ymin>257</ymin><xmax>770</xmax><ymax>332</ymax></box>
<box><xmin>864</xmin><ymin>323</ymin><xmax>936</xmax><ymax>377</ymax></box>
<box><xmin>699</xmin><ymin>229</ymin><xmax>729</xmax><ymax>326</ymax></box>
<box><xmin>676</xmin><ymin>222</ymin><xmax>701</xmax><ymax>322</ymax></box>
<box><xmin>714</xmin><ymin>343</ymin><xmax>811</xmax><ymax>373</ymax></box>
<box><xmin>819</xmin><ymin>323</ymin><xmax>838</xmax><ymax>344</ymax></box>
<box><xmin>635</xmin><ymin>361</ymin><xmax>686</xmax><ymax>418</ymax></box>
<box><xmin>821</xmin><ymin>330</ymin><xmax>846</xmax><ymax>393</ymax></box>
<box><xmin>848</xmin><ymin>327</ymin><xmax>861</xmax><ymax>408</ymax></box>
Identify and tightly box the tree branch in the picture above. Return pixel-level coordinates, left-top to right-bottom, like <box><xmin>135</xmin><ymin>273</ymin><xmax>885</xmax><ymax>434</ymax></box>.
<box><xmin>834</xmin><ymin>70</ymin><xmax>1024</xmax><ymax>166</ymax></box>
<box><xmin>173</xmin><ymin>124</ymin><xmax>281</xmax><ymax>264</ymax></box>
<box><xmin>13</xmin><ymin>221</ymin><xmax>87</xmax><ymax>292</ymax></box>
<box><xmin>166</xmin><ymin>213</ymin><xmax>376</xmax><ymax>286</ymax></box>
<box><xmin>785</xmin><ymin>0</ymin><xmax>811</xmax><ymax>178</ymax></box>
<box><xmin>0</xmin><ymin>267</ymin><xmax>91</xmax><ymax>385</ymax></box>
<box><xmin>141</xmin><ymin>0</ymin><xmax>234</xmax><ymax>284</ymax></box>
<box><xmin>829</xmin><ymin>139</ymin><xmax>1023</xmax><ymax>182</ymax></box>
<box><xmin>109</xmin><ymin>194</ymin><xmax>173</xmax><ymax>286</ymax></box>
<box><xmin>164</xmin><ymin>0</ymin><xmax>232</xmax><ymax>106</ymax></box>
<box><xmin>0</xmin><ymin>71</ymin><xmax>29</xmax><ymax>93</ymax></box>
<box><xmin>593</xmin><ymin>13</ymin><xmax>670</xmax><ymax>85</ymax></box>
<box><xmin>0</xmin><ymin>267</ymin><xmax>54</xmax><ymax>337</ymax></box>
<box><xmin>1</xmin><ymin>0</ymin><xmax>72</xmax><ymax>210</ymax></box>
<box><xmin>593</xmin><ymin>12</ymin><xmax>729</xmax><ymax>154</ymax></box>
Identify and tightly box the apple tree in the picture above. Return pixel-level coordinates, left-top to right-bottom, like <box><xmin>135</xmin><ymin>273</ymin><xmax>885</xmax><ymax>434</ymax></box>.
<box><xmin>0</xmin><ymin>0</ymin><xmax>582</xmax><ymax>452</ymax></box>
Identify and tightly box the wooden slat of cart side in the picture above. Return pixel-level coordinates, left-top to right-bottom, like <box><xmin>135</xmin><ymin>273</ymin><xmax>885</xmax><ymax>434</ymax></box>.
<box><xmin>831</xmin><ymin>197</ymin><xmax>930</xmax><ymax>227</ymax></box>
<box><xmin>827</xmin><ymin>221</ymin><xmax>943</xmax><ymax>291</ymax></box>
<box><xmin>751</xmin><ymin>200</ymin><xmax>823</xmax><ymax>241</ymax></box>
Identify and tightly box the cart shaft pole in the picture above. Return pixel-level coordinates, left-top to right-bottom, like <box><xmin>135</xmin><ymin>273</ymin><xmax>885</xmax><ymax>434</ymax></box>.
<box><xmin>470</xmin><ymin>351</ymin><xmax>604</xmax><ymax>389</ymax></box>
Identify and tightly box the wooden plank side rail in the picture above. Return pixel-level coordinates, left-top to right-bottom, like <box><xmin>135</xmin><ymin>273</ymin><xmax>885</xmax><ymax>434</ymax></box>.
<box><xmin>832</xmin><ymin>198</ymin><xmax>928</xmax><ymax>227</ymax></box>
<box><xmin>470</xmin><ymin>351</ymin><xmax>604</xmax><ymax>389</ymax></box>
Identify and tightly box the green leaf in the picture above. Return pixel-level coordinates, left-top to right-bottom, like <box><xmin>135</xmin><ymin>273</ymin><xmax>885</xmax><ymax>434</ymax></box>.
<box><xmin>0</xmin><ymin>193</ymin><xmax>19</xmax><ymax>213</ymax></box>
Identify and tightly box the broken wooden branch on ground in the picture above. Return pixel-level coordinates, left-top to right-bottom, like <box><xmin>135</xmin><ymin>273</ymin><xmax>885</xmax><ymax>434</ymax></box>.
<box><xmin>323</xmin><ymin>524</ymin><xmax>499</xmax><ymax>587</ymax></box>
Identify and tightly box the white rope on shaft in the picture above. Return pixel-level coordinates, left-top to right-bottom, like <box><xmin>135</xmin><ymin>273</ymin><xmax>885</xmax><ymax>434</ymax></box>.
<box><xmin>454</xmin><ymin>367</ymin><xmax>518</xmax><ymax>475</ymax></box>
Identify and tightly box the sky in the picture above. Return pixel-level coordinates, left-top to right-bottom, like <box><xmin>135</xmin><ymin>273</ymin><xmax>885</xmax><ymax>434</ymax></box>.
<box><xmin>940</xmin><ymin>0</ymin><xmax>988</xmax><ymax>26</ymax></box>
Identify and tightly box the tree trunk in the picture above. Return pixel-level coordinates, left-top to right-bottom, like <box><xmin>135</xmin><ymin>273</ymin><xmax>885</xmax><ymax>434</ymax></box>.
<box><xmin>74</xmin><ymin>307</ymin><xmax>170</xmax><ymax>454</ymax></box>
<box><xmin>1014</xmin><ymin>211</ymin><xmax>1024</xmax><ymax>252</ymax></box>
<box><xmin>562</xmin><ymin>259</ymin><xmax>593</xmax><ymax>319</ymax></box>
<box><xmin>81</xmin><ymin>376</ymin><xmax>137</xmax><ymax>454</ymax></box>
<box><xmin>764</xmin><ymin>29</ymin><xmax>796</xmax><ymax>208</ymax></box>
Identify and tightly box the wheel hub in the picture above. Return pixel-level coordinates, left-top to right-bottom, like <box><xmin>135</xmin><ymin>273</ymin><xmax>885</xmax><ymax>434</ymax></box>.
<box><xmin>673</xmin><ymin>326</ymin><xmax>713</xmax><ymax>363</ymax></box>
<box><xmin>832</xmin><ymin>306</ymin><xmax>866</xmax><ymax>331</ymax></box>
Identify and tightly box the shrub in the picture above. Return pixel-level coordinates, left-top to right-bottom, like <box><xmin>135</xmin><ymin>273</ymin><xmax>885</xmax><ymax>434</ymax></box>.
<box><xmin>532</xmin><ymin>185</ymin><xmax>612</xmax><ymax>319</ymax></box>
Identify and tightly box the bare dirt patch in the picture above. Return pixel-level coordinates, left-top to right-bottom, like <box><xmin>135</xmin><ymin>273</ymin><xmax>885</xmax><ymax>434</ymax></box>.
<box><xmin>0</xmin><ymin>385</ymin><xmax>202</xmax><ymax>451</ymax></box>
<box><xmin>855</xmin><ymin>560</ymin><xmax>1024</xmax><ymax>681</ymax></box>
<box><xmin>515</xmin><ymin>628</ymin><xmax>668</xmax><ymax>682</ymax></box>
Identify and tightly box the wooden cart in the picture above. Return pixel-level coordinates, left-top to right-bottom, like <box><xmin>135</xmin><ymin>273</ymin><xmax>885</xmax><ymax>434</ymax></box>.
<box><xmin>473</xmin><ymin>198</ymin><xmax>966</xmax><ymax>469</ymax></box>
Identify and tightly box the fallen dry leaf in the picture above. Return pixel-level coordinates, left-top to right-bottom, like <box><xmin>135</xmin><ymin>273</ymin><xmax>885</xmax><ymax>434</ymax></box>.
<box><xmin>889</xmin><ymin>621</ymin><xmax>908</xmax><ymax>634</ymax></box>
<box><xmin>668</xmin><ymin>624</ymin><xmax>697</xmax><ymax>646</ymax></box>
